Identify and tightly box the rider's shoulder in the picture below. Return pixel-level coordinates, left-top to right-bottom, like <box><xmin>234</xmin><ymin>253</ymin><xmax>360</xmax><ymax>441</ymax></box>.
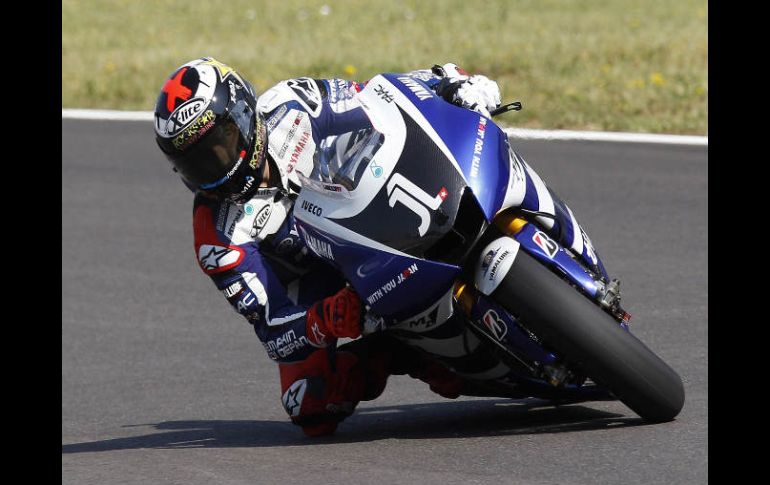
<box><xmin>257</xmin><ymin>77</ymin><xmax>324</xmax><ymax>117</ymax></box>
<box><xmin>193</xmin><ymin>190</ymin><xmax>290</xmax><ymax>247</ymax></box>
<box><xmin>192</xmin><ymin>195</ymin><xmax>242</xmax><ymax>245</ymax></box>
<box><xmin>191</xmin><ymin>195</ymin><xmax>249</xmax><ymax>275</ymax></box>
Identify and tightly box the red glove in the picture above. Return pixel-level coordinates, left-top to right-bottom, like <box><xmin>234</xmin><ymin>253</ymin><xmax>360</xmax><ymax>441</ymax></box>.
<box><xmin>306</xmin><ymin>287</ymin><xmax>363</xmax><ymax>346</ymax></box>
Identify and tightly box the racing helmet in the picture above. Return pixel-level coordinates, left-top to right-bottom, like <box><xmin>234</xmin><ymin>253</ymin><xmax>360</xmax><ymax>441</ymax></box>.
<box><xmin>154</xmin><ymin>57</ymin><xmax>267</xmax><ymax>203</ymax></box>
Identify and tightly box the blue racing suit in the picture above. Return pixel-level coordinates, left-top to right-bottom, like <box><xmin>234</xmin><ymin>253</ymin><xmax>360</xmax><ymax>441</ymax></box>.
<box><xmin>192</xmin><ymin>67</ymin><xmax>599</xmax><ymax>435</ymax></box>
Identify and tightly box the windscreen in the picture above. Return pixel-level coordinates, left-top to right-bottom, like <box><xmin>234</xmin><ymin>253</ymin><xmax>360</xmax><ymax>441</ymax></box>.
<box><xmin>309</xmin><ymin>127</ymin><xmax>385</xmax><ymax>191</ymax></box>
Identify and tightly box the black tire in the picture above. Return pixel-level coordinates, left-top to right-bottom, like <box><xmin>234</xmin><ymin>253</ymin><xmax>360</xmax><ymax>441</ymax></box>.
<box><xmin>491</xmin><ymin>249</ymin><xmax>685</xmax><ymax>422</ymax></box>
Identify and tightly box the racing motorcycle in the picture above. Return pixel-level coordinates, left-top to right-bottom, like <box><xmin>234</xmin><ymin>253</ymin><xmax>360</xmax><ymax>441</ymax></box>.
<box><xmin>293</xmin><ymin>73</ymin><xmax>685</xmax><ymax>422</ymax></box>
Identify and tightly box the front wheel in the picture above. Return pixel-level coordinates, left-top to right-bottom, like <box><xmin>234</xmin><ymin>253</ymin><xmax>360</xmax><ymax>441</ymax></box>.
<box><xmin>491</xmin><ymin>250</ymin><xmax>685</xmax><ymax>422</ymax></box>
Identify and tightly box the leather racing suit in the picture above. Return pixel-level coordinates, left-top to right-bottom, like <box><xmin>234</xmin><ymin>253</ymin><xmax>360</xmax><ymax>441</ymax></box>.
<box><xmin>192</xmin><ymin>67</ymin><xmax>600</xmax><ymax>435</ymax></box>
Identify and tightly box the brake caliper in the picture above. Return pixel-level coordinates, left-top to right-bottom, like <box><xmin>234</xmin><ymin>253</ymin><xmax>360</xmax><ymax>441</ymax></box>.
<box><xmin>596</xmin><ymin>278</ymin><xmax>632</xmax><ymax>325</ymax></box>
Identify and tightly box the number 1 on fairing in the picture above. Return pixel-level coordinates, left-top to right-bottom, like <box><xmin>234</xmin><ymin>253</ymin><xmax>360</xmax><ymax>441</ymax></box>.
<box><xmin>386</xmin><ymin>173</ymin><xmax>447</xmax><ymax>236</ymax></box>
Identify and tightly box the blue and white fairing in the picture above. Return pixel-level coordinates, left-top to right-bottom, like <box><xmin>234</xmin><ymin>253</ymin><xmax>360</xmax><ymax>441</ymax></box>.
<box><xmin>384</xmin><ymin>74</ymin><xmax>512</xmax><ymax>222</ymax></box>
<box><xmin>293</xmin><ymin>73</ymin><xmax>511</xmax><ymax>321</ymax></box>
<box><xmin>293</xmin><ymin>73</ymin><xmax>601</xmax><ymax>321</ymax></box>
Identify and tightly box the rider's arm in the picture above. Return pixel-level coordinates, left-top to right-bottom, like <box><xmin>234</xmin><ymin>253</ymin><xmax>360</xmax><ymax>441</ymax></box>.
<box><xmin>258</xmin><ymin>65</ymin><xmax>501</xmax><ymax>143</ymax></box>
<box><xmin>193</xmin><ymin>198</ymin><xmax>361</xmax><ymax>364</ymax></box>
<box><xmin>257</xmin><ymin>77</ymin><xmax>371</xmax><ymax>142</ymax></box>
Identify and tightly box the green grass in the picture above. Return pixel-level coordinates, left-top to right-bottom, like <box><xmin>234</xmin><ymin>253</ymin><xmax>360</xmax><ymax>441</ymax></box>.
<box><xmin>62</xmin><ymin>0</ymin><xmax>707</xmax><ymax>134</ymax></box>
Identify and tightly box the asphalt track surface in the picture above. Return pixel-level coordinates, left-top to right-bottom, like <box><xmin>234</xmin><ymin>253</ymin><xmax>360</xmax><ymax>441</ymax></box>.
<box><xmin>62</xmin><ymin>119</ymin><xmax>707</xmax><ymax>484</ymax></box>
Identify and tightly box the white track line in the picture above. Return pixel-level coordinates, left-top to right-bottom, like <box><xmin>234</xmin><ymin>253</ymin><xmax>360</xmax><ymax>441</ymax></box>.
<box><xmin>62</xmin><ymin>109</ymin><xmax>708</xmax><ymax>146</ymax></box>
<box><xmin>63</xmin><ymin>109</ymin><xmax>153</xmax><ymax>121</ymax></box>
<box><xmin>503</xmin><ymin>127</ymin><xmax>707</xmax><ymax>146</ymax></box>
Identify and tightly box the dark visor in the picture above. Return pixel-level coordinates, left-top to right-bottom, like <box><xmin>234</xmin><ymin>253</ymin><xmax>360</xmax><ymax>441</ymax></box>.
<box><xmin>171</xmin><ymin>100</ymin><xmax>256</xmax><ymax>188</ymax></box>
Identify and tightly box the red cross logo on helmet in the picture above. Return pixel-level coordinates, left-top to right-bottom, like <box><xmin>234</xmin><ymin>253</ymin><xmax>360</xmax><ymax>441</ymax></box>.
<box><xmin>162</xmin><ymin>67</ymin><xmax>193</xmax><ymax>112</ymax></box>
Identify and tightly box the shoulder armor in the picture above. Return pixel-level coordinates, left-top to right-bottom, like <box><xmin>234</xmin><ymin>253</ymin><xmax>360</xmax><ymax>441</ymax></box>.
<box><xmin>193</xmin><ymin>201</ymin><xmax>246</xmax><ymax>275</ymax></box>
<box><xmin>258</xmin><ymin>78</ymin><xmax>323</xmax><ymax>117</ymax></box>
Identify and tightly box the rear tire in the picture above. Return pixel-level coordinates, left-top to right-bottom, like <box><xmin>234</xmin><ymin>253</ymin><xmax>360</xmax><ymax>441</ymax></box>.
<box><xmin>491</xmin><ymin>250</ymin><xmax>685</xmax><ymax>422</ymax></box>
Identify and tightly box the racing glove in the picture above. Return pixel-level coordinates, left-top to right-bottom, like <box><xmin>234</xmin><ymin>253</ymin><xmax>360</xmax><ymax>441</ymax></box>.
<box><xmin>433</xmin><ymin>62</ymin><xmax>502</xmax><ymax>118</ymax></box>
<box><xmin>306</xmin><ymin>287</ymin><xmax>363</xmax><ymax>345</ymax></box>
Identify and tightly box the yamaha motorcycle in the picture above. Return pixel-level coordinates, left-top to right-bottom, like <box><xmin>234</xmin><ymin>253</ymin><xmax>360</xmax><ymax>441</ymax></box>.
<box><xmin>293</xmin><ymin>73</ymin><xmax>684</xmax><ymax>422</ymax></box>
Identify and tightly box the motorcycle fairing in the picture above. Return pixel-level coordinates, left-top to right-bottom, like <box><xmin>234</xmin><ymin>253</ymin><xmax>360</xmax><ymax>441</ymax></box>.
<box><xmin>513</xmin><ymin>223</ymin><xmax>600</xmax><ymax>298</ymax></box>
<box><xmin>380</xmin><ymin>73</ymin><xmax>510</xmax><ymax>222</ymax></box>
<box><xmin>294</xmin><ymin>73</ymin><xmax>603</xmax><ymax>323</ymax></box>
<box><xmin>293</xmin><ymin>217</ymin><xmax>460</xmax><ymax>320</ymax></box>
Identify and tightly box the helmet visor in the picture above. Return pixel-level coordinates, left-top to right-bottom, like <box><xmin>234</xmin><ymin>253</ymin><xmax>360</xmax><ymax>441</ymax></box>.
<box><xmin>169</xmin><ymin>99</ymin><xmax>256</xmax><ymax>188</ymax></box>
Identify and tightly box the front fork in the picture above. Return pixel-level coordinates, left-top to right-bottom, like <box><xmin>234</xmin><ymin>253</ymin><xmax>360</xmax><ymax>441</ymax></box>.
<box><xmin>487</xmin><ymin>211</ymin><xmax>630</xmax><ymax>326</ymax></box>
<box><xmin>452</xmin><ymin>212</ymin><xmax>630</xmax><ymax>386</ymax></box>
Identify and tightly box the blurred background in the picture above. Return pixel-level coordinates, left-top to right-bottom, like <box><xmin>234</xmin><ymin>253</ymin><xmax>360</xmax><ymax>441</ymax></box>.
<box><xmin>62</xmin><ymin>0</ymin><xmax>707</xmax><ymax>134</ymax></box>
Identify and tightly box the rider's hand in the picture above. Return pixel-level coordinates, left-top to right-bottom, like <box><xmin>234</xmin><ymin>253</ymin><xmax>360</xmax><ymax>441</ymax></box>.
<box><xmin>453</xmin><ymin>75</ymin><xmax>501</xmax><ymax>118</ymax></box>
<box><xmin>436</xmin><ymin>62</ymin><xmax>471</xmax><ymax>83</ymax></box>
<box><xmin>433</xmin><ymin>63</ymin><xmax>501</xmax><ymax>118</ymax></box>
<box><xmin>307</xmin><ymin>287</ymin><xmax>363</xmax><ymax>343</ymax></box>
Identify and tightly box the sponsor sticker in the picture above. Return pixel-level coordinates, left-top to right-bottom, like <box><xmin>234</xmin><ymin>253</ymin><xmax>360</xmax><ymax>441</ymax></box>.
<box><xmin>197</xmin><ymin>244</ymin><xmax>243</xmax><ymax>273</ymax></box>
<box><xmin>236</xmin><ymin>292</ymin><xmax>256</xmax><ymax>312</ymax></box>
<box><xmin>248</xmin><ymin>118</ymin><xmax>267</xmax><ymax>169</ymax></box>
<box><xmin>470</xmin><ymin>117</ymin><xmax>487</xmax><ymax>178</ymax></box>
<box><xmin>374</xmin><ymin>84</ymin><xmax>394</xmax><ymax>103</ymax></box>
<box><xmin>236</xmin><ymin>175</ymin><xmax>256</xmax><ymax>199</ymax></box>
<box><xmin>249</xmin><ymin>204</ymin><xmax>272</xmax><ymax>237</ymax></box>
<box><xmin>406</xmin><ymin>305</ymin><xmax>440</xmax><ymax>331</ymax></box>
<box><xmin>286</xmin><ymin>78</ymin><xmax>321</xmax><ymax>114</ymax></box>
<box><xmin>300</xmin><ymin>227</ymin><xmax>334</xmax><ymax>261</ymax></box>
<box><xmin>370</xmin><ymin>161</ymin><xmax>383</xmax><ymax>178</ymax></box>
<box><xmin>265</xmin><ymin>330</ymin><xmax>310</xmax><ymax>362</ymax></box>
<box><xmin>323</xmin><ymin>184</ymin><xmax>343</xmax><ymax>192</ymax></box>
<box><xmin>481</xmin><ymin>309</ymin><xmax>508</xmax><ymax>341</ymax></box>
<box><xmin>397</xmin><ymin>76</ymin><xmax>433</xmax><ymax>100</ymax></box>
<box><xmin>533</xmin><ymin>231</ymin><xmax>559</xmax><ymax>258</ymax></box>
<box><xmin>165</xmin><ymin>97</ymin><xmax>207</xmax><ymax>135</ymax></box>
<box><xmin>309</xmin><ymin>322</ymin><xmax>328</xmax><ymax>347</ymax></box>
<box><xmin>222</xmin><ymin>281</ymin><xmax>244</xmax><ymax>299</ymax></box>
<box><xmin>225</xmin><ymin>207</ymin><xmax>245</xmax><ymax>238</ymax></box>
<box><xmin>265</xmin><ymin>104</ymin><xmax>288</xmax><ymax>131</ymax></box>
<box><xmin>366</xmin><ymin>263</ymin><xmax>419</xmax><ymax>305</ymax></box>
<box><xmin>277</xmin><ymin>112</ymin><xmax>303</xmax><ymax>158</ymax></box>
<box><xmin>300</xmin><ymin>200</ymin><xmax>323</xmax><ymax>216</ymax></box>
<box><xmin>172</xmin><ymin>109</ymin><xmax>216</xmax><ymax>150</ymax></box>
<box><xmin>215</xmin><ymin>205</ymin><xmax>229</xmax><ymax>231</ymax></box>
<box><xmin>475</xmin><ymin>237</ymin><xmax>520</xmax><ymax>295</ymax></box>
<box><xmin>287</xmin><ymin>130</ymin><xmax>311</xmax><ymax>173</ymax></box>
<box><xmin>282</xmin><ymin>378</ymin><xmax>308</xmax><ymax>417</ymax></box>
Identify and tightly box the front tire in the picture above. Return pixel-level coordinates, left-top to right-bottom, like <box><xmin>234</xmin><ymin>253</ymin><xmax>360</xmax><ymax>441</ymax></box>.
<box><xmin>491</xmin><ymin>250</ymin><xmax>685</xmax><ymax>422</ymax></box>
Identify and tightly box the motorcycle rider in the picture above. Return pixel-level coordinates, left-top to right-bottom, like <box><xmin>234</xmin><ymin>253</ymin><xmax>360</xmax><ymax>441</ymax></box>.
<box><xmin>154</xmin><ymin>57</ymin><xmax>595</xmax><ymax>436</ymax></box>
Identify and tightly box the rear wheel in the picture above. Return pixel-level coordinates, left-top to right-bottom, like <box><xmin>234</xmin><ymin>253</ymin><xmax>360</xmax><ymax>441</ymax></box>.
<box><xmin>491</xmin><ymin>250</ymin><xmax>685</xmax><ymax>422</ymax></box>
